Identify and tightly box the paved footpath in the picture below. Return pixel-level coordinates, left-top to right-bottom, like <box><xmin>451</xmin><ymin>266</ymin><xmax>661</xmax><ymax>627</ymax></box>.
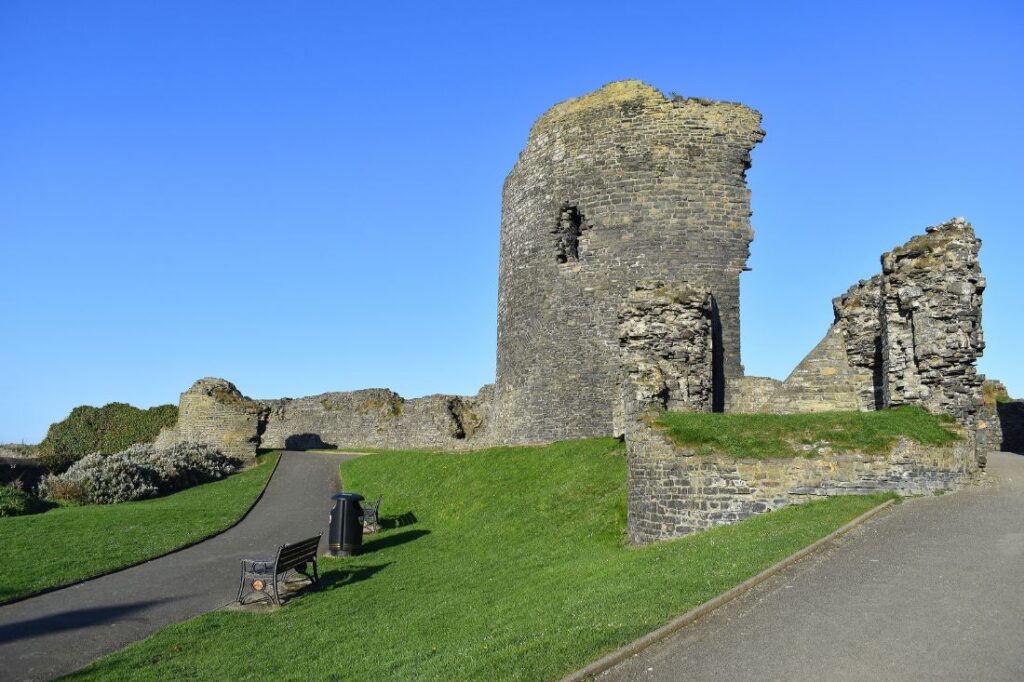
<box><xmin>0</xmin><ymin>451</ymin><xmax>348</xmax><ymax>682</ymax></box>
<box><xmin>601</xmin><ymin>451</ymin><xmax>1024</xmax><ymax>682</ymax></box>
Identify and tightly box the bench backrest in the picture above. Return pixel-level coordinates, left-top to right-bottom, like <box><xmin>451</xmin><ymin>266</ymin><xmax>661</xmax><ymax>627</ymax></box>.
<box><xmin>275</xmin><ymin>535</ymin><xmax>321</xmax><ymax>573</ymax></box>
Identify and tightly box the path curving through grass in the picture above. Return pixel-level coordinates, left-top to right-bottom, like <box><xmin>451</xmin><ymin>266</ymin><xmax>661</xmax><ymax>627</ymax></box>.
<box><xmin>0</xmin><ymin>453</ymin><xmax>278</xmax><ymax>604</ymax></box>
<box><xmin>71</xmin><ymin>440</ymin><xmax>891</xmax><ymax>681</ymax></box>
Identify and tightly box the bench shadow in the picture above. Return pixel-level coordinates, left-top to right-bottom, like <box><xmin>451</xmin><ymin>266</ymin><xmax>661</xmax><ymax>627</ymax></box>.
<box><xmin>0</xmin><ymin>598</ymin><xmax>173</xmax><ymax>644</ymax></box>
<box><xmin>380</xmin><ymin>511</ymin><xmax>418</xmax><ymax>529</ymax></box>
<box><xmin>319</xmin><ymin>563</ymin><xmax>391</xmax><ymax>592</ymax></box>
<box><xmin>362</xmin><ymin>529</ymin><xmax>430</xmax><ymax>553</ymax></box>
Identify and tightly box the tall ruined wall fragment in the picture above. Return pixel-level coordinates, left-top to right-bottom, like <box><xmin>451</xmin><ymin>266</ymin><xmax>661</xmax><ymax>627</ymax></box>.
<box><xmin>616</xmin><ymin>282</ymin><xmax>714</xmax><ymax>435</ymax></box>
<box><xmin>492</xmin><ymin>80</ymin><xmax>764</xmax><ymax>443</ymax></box>
<box><xmin>880</xmin><ymin>218</ymin><xmax>986</xmax><ymax>423</ymax></box>
<box><xmin>730</xmin><ymin>219</ymin><xmax>986</xmax><ymax>427</ymax></box>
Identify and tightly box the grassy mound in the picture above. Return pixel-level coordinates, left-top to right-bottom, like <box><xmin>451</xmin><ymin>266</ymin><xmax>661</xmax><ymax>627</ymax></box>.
<box><xmin>0</xmin><ymin>453</ymin><xmax>277</xmax><ymax>603</ymax></box>
<box><xmin>72</xmin><ymin>439</ymin><xmax>890</xmax><ymax>681</ymax></box>
<box><xmin>658</xmin><ymin>406</ymin><xmax>961</xmax><ymax>459</ymax></box>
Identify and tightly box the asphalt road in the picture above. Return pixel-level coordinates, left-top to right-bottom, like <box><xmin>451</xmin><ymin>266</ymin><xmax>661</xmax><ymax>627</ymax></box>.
<box><xmin>601</xmin><ymin>451</ymin><xmax>1024</xmax><ymax>682</ymax></box>
<box><xmin>0</xmin><ymin>451</ymin><xmax>348</xmax><ymax>682</ymax></box>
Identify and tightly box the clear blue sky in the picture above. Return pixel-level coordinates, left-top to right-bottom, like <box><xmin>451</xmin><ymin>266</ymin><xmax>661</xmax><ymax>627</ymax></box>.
<box><xmin>1</xmin><ymin>1</ymin><xmax>1021</xmax><ymax>443</ymax></box>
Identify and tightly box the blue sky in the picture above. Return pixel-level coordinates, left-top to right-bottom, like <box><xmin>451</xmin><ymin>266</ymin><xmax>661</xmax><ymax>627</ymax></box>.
<box><xmin>1</xmin><ymin>1</ymin><xmax>1021</xmax><ymax>443</ymax></box>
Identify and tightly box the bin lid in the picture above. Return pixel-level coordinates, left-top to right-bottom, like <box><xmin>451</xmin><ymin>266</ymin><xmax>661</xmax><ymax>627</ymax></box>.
<box><xmin>331</xmin><ymin>492</ymin><xmax>365</xmax><ymax>501</ymax></box>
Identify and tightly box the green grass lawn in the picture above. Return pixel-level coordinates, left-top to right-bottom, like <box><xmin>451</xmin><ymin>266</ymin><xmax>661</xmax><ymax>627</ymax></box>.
<box><xmin>658</xmin><ymin>405</ymin><xmax>961</xmax><ymax>459</ymax></box>
<box><xmin>71</xmin><ymin>439</ymin><xmax>891</xmax><ymax>681</ymax></box>
<box><xmin>0</xmin><ymin>453</ymin><xmax>278</xmax><ymax>604</ymax></box>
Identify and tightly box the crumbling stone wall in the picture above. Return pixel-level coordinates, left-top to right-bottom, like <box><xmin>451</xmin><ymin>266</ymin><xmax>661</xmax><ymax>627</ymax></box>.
<box><xmin>615</xmin><ymin>282</ymin><xmax>714</xmax><ymax>434</ymax></box>
<box><xmin>729</xmin><ymin>219</ymin><xmax>986</xmax><ymax>428</ymax></box>
<box><xmin>880</xmin><ymin>218</ymin><xmax>986</xmax><ymax>424</ymax></box>
<box><xmin>758</xmin><ymin>327</ymin><xmax>875</xmax><ymax>413</ymax></box>
<box><xmin>156</xmin><ymin>378</ymin><xmax>496</xmax><ymax>456</ymax></box>
<box><xmin>259</xmin><ymin>386</ymin><xmax>493</xmax><ymax>451</ymax></box>
<box><xmin>619</xmin><ymin>232</ymin><xmax>985</xmax><ymax>543</ymax></box>
<box><xmin>154</xmin><ymin>378</ymin><xmax>266</xmax><ymax>462</ymax></box>
<box><xmin>623</xmin><ymin>338</ymin><xmax>977</xmax><ymax>545</ymax></box>
<box><xmin>492</xmin><ymin>80</ymin><xmax>763</xmax><ymax>443</ymax></box>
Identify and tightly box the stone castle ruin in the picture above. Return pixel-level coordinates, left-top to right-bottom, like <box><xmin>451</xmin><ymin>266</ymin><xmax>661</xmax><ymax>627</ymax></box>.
<box><xmin>490</xmin><ymin>81</ymin><xmax>763</xmax><ymax>442</ymax></box>
<box><xmin>156</xmin><ymin>80</ymin><xmax>993</xmax><ymax>543</ymax></box>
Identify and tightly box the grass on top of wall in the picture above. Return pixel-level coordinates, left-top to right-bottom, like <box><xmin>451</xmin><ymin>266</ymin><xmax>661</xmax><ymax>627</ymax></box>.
<box><xmin>0</xmin><ymin>453</ymin><xmax>278</xmax><ymax>604</ymax></box>
<box><xmin>71</xmin><ymin>439</ymin><xmax>891</xmax><ymax>682</ymax></box>
<box><xmin>657</xmin><ymin>406</ymin><xmax>961</xmax><ymax>459</ymax></box>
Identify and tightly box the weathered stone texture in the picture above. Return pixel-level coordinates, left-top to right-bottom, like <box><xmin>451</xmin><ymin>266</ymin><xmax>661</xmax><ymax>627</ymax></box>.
<box><xmin>881</xmin><ymin>218</ymin><xmax>986</xmax><ymax>424</ymax></box>
<box><xmin>492</xmin><ymin>80</ymin><xmax>763</xmax><ymax>443</ymax></box>
<box><xmin>734</xmin><ymin>220</ymin><xmax>987</xmax><ymax>425</ymax></box>
<box><xmin>750</xmin><ymin>327</ymin><xmax>875</xmax><ymax>413</ymax></box>
<box><xmin>628</xmin><ymin>435</ymin><xmax>977</xmax><ymax>544</ymax></box>
<box><xmin>725</xmin><ymin>376</ymin><xmax>783</xmax><ymax>413</ymax></box>
<box><xmin>153</xmin><ymin>378</ymin><xmax>266</xmax><ymax>462</ymax></box>
<box><xmin>976</xmin><ymin>380</ymin><xmax>1006</xmax><ymax>454</ymax></box>
<box><xmin>259</xmin><ymin>386</ymin><xmax>494</xmax><ymax>451</ymax></box>
<box><xmin>157</xmin><ymin>378</ymin><xmax>496</xmax><ymax>455</ymax></box>
<box><xmin>616</xmin><ymin>282</ymin><xmax>714</xmax><ymax>434</ymax></box>
<box><xmin>833</xmin><ymin>275</ymin><xmax>884</xmax><ymax>373</ymax></box>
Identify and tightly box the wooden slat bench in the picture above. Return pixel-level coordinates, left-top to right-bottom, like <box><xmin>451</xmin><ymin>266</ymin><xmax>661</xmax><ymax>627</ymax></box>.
<box><xmin>237</xmin><ymin>534</ymin><xmax>322</xmax><ymax>606</ymax></box>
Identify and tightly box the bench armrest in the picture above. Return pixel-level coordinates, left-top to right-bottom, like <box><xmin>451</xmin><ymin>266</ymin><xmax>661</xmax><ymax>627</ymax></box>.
<box><xmin>240</xmin><ymin>559</ymin><xmax>275</xmax><ymax>574</ymax></box>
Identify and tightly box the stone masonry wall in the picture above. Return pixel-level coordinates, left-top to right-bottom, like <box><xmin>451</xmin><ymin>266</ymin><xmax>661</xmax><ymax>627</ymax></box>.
<box><xmin>628</xmin><ymin>435</ymin><xmax>977</xmax><ymax>544</ymax></box>
<box><xmin>492</xmin><ymin>80</ymin><xmax>763</xmax><ymax>443</ymax></box>
<box><xmin>156</xmin><ymin>378</ymin><xmax>496</xmax><ymax>456</ymax></box>
<box><xmin>754</xmin><ymin>326</ymin><xmax>875</xmax><ymax>413</ymax></box>
<box><xmin>615</xmin><ymin>282</ymin><xmax>714</xmax><ymax>435</ymax></box>
<box><xmin>154</xmin><ymin>378</ymin><xmax>266</xmax><ymax>462</ymax></box>
<box><xmin>259</xmin><ymin>386</ymin><xmax>494</xmax><ymax>451</ymax></box>
<box><xmin>618</xmin><ymin>263</ymin><xmax>981</xmax><ymax>544</ymax></box>
<box><xmin>881</xmin><ymin>218</ymin><xmax>986</xmax><ymax>424</ymax></box>
<box><xmin>728</xmin><ymin>219</ymin><xmax>986</xmax><ymax>427</ymax></box>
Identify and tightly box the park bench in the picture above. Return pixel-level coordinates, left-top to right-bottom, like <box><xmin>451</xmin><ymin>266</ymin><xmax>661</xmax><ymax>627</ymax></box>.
<box><xmin>237</xmin><ymin>534</ymin><xmax>322</xmax><ymax>606</ymax></box>
<box><xmin>361</xmin><ymin>495</ymin><xmax>382</xmax><ymax>534</ymax></box>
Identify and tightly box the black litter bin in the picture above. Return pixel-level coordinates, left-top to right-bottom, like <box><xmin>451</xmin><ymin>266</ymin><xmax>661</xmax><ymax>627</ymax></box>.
<box><xmin>329</xmin><ymin>492</ymin><xmax>365</xmax><ymax>557</ymax></box>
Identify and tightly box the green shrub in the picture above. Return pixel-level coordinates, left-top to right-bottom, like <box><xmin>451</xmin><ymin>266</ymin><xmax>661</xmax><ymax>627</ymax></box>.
<box><xmin>41</xmin><ymin>442</ymin><xmax>241</xmax><ymax>505</ymax></box>
<box><xmin>0</xmin><ymin>486</ymin><xmax>33</xmax><ymax>517</ymax></box>
<box><xmin>37</xmin><ymin>403</ymin><xmax>178</xmax><ymax>472</ymax></box>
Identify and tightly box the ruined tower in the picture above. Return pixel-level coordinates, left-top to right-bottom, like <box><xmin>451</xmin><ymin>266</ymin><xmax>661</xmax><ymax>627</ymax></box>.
<box><xmin>491</xmin><ymin>80</ymin><xmax>764</xmax><ymax>443</ymax></box>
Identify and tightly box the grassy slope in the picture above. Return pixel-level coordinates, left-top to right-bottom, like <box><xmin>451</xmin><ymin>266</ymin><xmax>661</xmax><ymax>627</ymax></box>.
<box><xmin>73</xmin><ymin>440</ymin><xmax>891</xmax><ymax>681</ymax></box>
<box><xmin>658</xmin><ymin>406</ymin><xmax>961</xmax><ymax>459</ymax></box>
<box><xmin>0</xmin><ymin>453</ymin><xmax>278</xmax><ymax>604</ymax></box>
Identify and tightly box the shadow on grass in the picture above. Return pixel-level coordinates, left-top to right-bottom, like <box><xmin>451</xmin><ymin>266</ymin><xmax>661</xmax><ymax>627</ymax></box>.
<box><xmin>362</xmin><ymin>529</ymin><xmax>430</xmax><ymax>554</ymax></box>
<box><xmin>320</xmin><ymin>563</ymin><xmax>391</xmax><ymax>592</ymax></box>
<box><xmin>380</xmin><ymin>511</ymin><xmax>418</xmax><ymax>529</ymax></box>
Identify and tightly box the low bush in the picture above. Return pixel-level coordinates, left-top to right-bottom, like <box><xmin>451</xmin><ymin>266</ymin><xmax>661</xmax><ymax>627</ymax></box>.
<box><xmin>0</xmin><ymin>486</ymin><xmax>33</xmax><ymax>517</ymax></box>
<box><xmin>41</xmin><ymin>442</ymin><xmax>241</xmax><ymax>505</ymax></box>
<box><xmin>37</xmin><ymin>403</ymin><xmax>179</xmax><ymax>472</ymax></box>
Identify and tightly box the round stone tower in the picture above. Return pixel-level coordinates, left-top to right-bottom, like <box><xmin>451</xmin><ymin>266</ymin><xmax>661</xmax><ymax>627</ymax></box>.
<box><xmin>491</xmin><ymin>80</ymin><xmax>764</xmax><ymax>443</ymax></box>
